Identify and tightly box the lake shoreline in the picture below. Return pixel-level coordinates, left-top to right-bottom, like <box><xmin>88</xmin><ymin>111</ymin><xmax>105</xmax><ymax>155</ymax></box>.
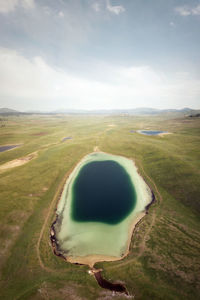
<box><xmin>50</xmin><ymin>150</ymin><xmax>155</xmax><ymax>268</ymax></box>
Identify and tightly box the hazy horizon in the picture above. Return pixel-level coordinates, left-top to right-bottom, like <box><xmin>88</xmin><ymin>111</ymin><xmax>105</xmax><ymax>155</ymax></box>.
<box><xmin>0</xmin><ymin>0</ymin><xmax>200</xmax><ymax>111</ymax></box>
<box><xmin>1</xmin><ymin>106</ymin><xmax>199</xmax><ymax>113</ymax></box>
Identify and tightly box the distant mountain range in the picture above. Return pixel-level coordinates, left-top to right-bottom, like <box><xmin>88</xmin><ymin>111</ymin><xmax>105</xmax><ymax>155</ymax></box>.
<box><xmin>41</xmin><ymin>107</ymin><xmax>199</xmax><ymax>115</ymax></box>
<box><xmin>0</xmin><ymin>107</ymin><xmax>199</xmax><ymax>115</ymax></box>
<box><xmin>0</xmin><ymin>108</ymin><xmax>20</xmax><ymax>114</ymax></box>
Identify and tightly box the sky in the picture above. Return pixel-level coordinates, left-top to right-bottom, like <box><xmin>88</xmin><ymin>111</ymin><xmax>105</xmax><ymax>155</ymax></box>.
<box><xmin>0</xmin><ymin>0</ymin><xmax>200</xmax><ymax>111</ymax></box>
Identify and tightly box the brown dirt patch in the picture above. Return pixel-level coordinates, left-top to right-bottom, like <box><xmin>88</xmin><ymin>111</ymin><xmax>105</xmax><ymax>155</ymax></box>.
<box><xmin>28</xmin><ymin>282</ymin><xmax>86</xmax><ymax>300</ymax></box>
<box><xmin>0</xmin><ymin>151</ymin><xmax>38</xmax><ymax>171</ymax></box>
<box><xmin>31</xmin><ymin>132</ymin><xmax>48</xmax><ymax>136</ymax></box>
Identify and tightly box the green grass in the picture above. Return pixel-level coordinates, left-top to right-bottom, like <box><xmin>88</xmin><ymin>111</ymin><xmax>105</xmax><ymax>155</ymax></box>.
<box><xmin>0</xmin><ymin>114</ymin><xmax>200</xmax><ymax>299</ymax></box>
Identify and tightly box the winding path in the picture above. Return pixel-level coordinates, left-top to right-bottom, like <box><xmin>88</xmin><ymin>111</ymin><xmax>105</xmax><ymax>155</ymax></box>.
<box><xmin>36</xmin><ymin>167</ymin><xmax>72</xmax><ymax>272</ymax></box>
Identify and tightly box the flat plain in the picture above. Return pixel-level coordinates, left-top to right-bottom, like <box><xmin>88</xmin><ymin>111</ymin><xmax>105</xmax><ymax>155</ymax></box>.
<box><xmin>0</xmin><ymin>113</ymin><xmax>199</xmax><ymax>300</ymax></box>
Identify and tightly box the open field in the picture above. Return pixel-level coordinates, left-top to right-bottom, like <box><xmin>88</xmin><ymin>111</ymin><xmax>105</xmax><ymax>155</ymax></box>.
<box><xmin>0</xmin><ymin>114</ymin><xmax>200</xmax><ymax>299</ymax></box>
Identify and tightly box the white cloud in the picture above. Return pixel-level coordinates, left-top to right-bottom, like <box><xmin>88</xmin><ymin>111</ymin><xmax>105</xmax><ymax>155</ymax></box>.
<box><xmin>175</xmin><ymin>6</ymin><xmax>191</xmax><ymax>16</ymax></box>
<box><xmin>175</xmin><ymin>4</ymin><xmax>200</xmax><ymax>16</ymax></box>
<box><xmin>58</xmin><ymin>11</ymin><xmax>64</xmax><ymax>18</ymax></box>
<box><xmin>43</xmin><ymin>6</ymin><xmax>51</xmax><ymax>16</ymax></box>
<box><xmin>91</xmin><ymin>0</ymin><xmax>125</xmax><ymax>15</ymax></box>
<box><xmin>20</xmin><ymin>0</ymin><xmax>34</xmax><ymax>9</ymax></box>
<box><xmin>0</xmin><ymin>48</ymin><xmax>199</xmax><ymax>110</ymax></box>
<box><xmin>0</xmin><ymin>0</ymin><xmax>18</xmax><ymax>13</ymax></box>
<box><xmin>92</xmin><ymin>2</ymin><xmax>101</xmax><ymax>12</ymax></box>
<box><xmin>106</xmin><ymin>0</ymin><xmax>125</xmax><ymax>15</ymax></box>
<box><xmin>192</xmin><ymin>4</ymin><xmax>200</xmax><ymax>15</ymax></box>
<box><xmin>0</xmin><ymin>0</ymin><xmax>34</xmax><ymax>14</ymax></box>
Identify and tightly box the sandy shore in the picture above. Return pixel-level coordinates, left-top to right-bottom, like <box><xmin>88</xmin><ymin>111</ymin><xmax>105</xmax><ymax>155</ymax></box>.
<box><xmin>66</xmin><ymin>211</ymin><xmax>146</xmax><ymax>268</ymax></box>
<box><xmin>159</xmin><ymin>132</ymin><xmax>172</xmax><ymax>137</ymax></box>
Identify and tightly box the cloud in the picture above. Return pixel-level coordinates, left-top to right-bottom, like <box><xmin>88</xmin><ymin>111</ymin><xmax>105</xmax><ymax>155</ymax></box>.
<box><xmin>175</xmin><ymin>4</ymin><xmax>200</xmax><ymax>16</ymax></box>
<box><xmin>58</xmin><ymin>11</ymin><xmax>64</xmax><ymax>18</ymax></box>
<box><xmin>92</xmin><ymin>2</ymin><xmax>101</xmax><ymax>12</ymax></box>
<box><xmin>92</xmin><ymin>0</ymin><xmax>125</xmax><ymax>15</ymax></box>
<box><xmin>106</xmin><ymin>0</ymin><xmax>125</xmax><ymax>15</ymax></box>
<box><xmin>20</xmin><ymin>0</ymin><xmax>34</xmax><ymax>10</ymax></box>
<box><xmin>0</xmin><ymin>48</ymin><xmax>199</xmax><ymax>110</ymax></box>
<box><xmin>0</xmin><ymin>0</ymin><xmax>34</xmax><ymax>14</ymax></box>
<box><xmin>0</xmin><ymin>0</ymin><xmax>18</xmax><ymax>13</ymax></box>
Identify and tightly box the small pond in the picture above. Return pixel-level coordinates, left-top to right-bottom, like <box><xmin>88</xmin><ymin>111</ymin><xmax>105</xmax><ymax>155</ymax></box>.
<box><xmin>0</xmin><ymin>145</ymin><xmax>21</xmax><ymax>153</ymax></box>
<box><xmin>137</xmin><ymin>130</ymin><xmax>168</xmax><ymax>136</ymax></box>
<box><xmin>62</xmin><ymin>137</ymin><xmax>72</xmax><ymax>142</ymax></box>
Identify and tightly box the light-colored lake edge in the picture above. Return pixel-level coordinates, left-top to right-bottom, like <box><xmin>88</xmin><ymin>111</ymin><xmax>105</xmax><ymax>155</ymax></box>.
<box><xmin>51</xmin><ymin>150</ymin><xmax>155</xmax><ymax>268</ymax></box>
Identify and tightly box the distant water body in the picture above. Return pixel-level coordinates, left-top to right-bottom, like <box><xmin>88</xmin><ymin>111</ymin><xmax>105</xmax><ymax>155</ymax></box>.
<box><xmin>0</xmin><ymin>145</ymin><xmax>20</xmax><ymax>152</ymax></box>
<box><xmin>137</xmin><ymin>130</ymin><xmax>167</xmax><ymax>136</ymax></box>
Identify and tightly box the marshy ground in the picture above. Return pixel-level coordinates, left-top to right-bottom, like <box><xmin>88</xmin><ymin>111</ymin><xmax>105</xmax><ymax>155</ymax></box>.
<box><xmin>0</xmin><ymin>113</ymin><xmax>200</xmax><ymax>300</ymax></box>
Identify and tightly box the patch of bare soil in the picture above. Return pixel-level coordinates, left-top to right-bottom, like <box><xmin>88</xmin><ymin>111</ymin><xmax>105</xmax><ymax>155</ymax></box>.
<box><xmin>97</xmin><ymin>290</ymin><xmax>134</xmax><ymax>300</ymax></box>
<box><xmin>31</xmin><ymin>132</ymin><xmax>48</xmax><ymax>136</ymax></box>
<box><xmin>159</xmin><ymin>132</ymin><xmax>172</xmax><ymax>137</ymax></box>
<box><xmin>93</xmin><ymin>146</ymin><xmax>100</xmax><ymax>152</ymax></box>
<box><xmin>29</xmin><ymin>282</ymin><xmax>86</xmax><ymax>300</ymax></box>
<box><xmin>0</xmin><ymin>151</ymin><xmax>37</xmax><ymax>171</ymax></box>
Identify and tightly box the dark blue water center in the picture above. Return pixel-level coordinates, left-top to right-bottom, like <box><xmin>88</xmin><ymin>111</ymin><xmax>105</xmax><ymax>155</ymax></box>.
<box><xmin>71</xmin><ymin>160</ymin><xmax>136</xmax><ymax>225</ymax></box>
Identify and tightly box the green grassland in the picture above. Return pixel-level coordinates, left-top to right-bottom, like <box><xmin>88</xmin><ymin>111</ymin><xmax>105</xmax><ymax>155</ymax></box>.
<box><xmin>0</xmin><ymin>114</ymin><xmax>199</xmax><ymax>299</ymax></box>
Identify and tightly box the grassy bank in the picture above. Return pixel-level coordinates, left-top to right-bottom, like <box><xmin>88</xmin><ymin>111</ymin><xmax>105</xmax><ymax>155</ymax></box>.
<box><xmin>0</xmin><ymin>114</ymin><xmax>199</xmax><ymax>299</ymax></box>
